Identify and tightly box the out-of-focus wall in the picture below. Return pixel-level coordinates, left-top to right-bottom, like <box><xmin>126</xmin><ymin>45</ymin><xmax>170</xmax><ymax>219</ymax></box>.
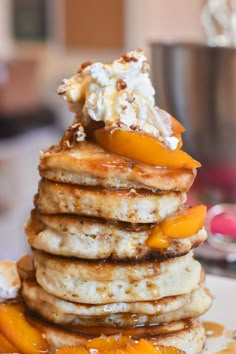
<box><xmin>143</xmin><ymin>0</ymin><xmax>205</xmax><ymax>43</ymax></box>
<box><xmin>0</xmin><ymin>0</ymin><xmax>207</xmax><ymax>84</ymax></box>
<box><xmin>125</xmin><ymin>0</ymin><xmax>206</xmax><ymax>55</ymax></box>
<box><xmin>0</xmin><ymin>0</ymin><xmax>13</xmax><ymax>59</ymax></box>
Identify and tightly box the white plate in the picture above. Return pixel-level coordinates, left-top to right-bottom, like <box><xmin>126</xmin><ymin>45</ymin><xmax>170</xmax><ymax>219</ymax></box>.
<box><xmin>201</xmin><ymin>274</ymin><xmax>236</xmax><ymax>353</ymax></box>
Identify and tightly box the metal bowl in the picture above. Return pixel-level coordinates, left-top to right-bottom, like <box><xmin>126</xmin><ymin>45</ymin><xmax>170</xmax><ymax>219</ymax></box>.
<box><xmin>151</xmin><ymin>43</ymin><xmax>236</xmax><ymax>165</ymax></box>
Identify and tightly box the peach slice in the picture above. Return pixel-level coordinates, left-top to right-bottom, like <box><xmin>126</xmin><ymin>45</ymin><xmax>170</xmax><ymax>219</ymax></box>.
<box><xmin>160</xmin><ymin>347</ymin><xmax>186</xmax><ymax>354</ymax></box>
<box><xmin>55</xmin><ymin>336</ymin><xmax>184</xmax><ymax>354</ymax></box>
<box><xmin>0</xmin><ymin>302</ymin><xmax>49</xmax><ymax>354</ymax></box>
<box><xmin>94</xmin><ymin>128</ymin><xmax>200</xmax><ymax>169</ymax></box>
<box><xmin>128</xmin><ymin>341</ymin><xmax>184</xmax><ymax>354</ymax></box>
<box><xmin>147</xmin><ymin>205</ymin><xmax>206</xmax><ymax>249</ymax></box>
<box><xmin>55</xmin><ymin>348</ymin><xmax>89</xmax><ymax>354</ymax></box>
<box><xmin>0</xmin><ymin>332</ymin><xmax>19</xmax><ymax>353</ymax></box>
<box><xmin>126</xmin><ymin>339</ymin><xmax>162</xmax><ymax>353</ymax></box>
<box><xmin>171</xmin><ymin>117</ymin><xmax>185</xmax><ymax>134</ymax></box>
<box><xmin>87</xmin><ymin>334</ymin><xmax>134</xmax><ymax>350</ymax></box>
<box><xmin>146</xmin><ymin>226</ymin><xmax>172</xmax><ymax>249</ymax></box>
<box><xmin>160</xmin><ymin>204</ymin><xmax>207</xmax><ymax>238</ymax></box>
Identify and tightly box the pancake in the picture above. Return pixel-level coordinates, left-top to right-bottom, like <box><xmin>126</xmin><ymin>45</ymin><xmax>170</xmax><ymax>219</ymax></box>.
<box><xmin>22</xmin><ymin>279</ymin><xmax>212</xmax><ymax>327</ymax></box>
<box><xmin>33</xmin><ymin>251</ymin><xmax>202</xmax><ymax>304</ymax></box>
<box><xmin>28</xmin><ymin>314</ymin><xmax>206</xmax><ymax>354</ymax></box>
<box><xmin>39</xmin><ymin>140</ymin><xmax>196</xmax><ymax>192</ymax></box>
<box><xmin>35</xmin><ymin>179</ymin><xmax>187</xmax><ymax>223</ymax></box>
<box><xmin>25</xmin><ymin>210</ymin><xmax>208</xmax><ymax>260</ymax></box>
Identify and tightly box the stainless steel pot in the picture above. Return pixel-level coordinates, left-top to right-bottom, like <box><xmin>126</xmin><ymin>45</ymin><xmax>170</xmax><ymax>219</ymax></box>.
<box><xmin>151</xmin><ymin>43</ymin><xmax>236</xmax><ymax>165</ymax></box>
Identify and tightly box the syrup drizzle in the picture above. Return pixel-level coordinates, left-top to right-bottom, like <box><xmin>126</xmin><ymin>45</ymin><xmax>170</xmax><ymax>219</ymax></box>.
<box><xmin>203</xmin><ymin>321</ymin><xmax>225</xmax><ymax>338</ymax></box>
<box><xmin>214</xmin><ymin>342</ymin><xmax>236</xmax><ymax>354</ymax></box>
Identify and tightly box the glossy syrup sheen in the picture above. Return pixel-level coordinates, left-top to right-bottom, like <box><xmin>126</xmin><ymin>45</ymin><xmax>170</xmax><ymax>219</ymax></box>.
<box><xmin>214</xmin><ymin>342</ymin><xmax>236</xmax><ymax>354</ymax></box>
<box><xmin>203</xmin><ymin>321</ymin><xmax>225</xmax><ymax>338</ymax></box>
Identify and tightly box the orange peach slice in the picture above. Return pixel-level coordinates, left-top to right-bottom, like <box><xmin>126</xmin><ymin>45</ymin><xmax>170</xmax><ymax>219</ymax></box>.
<box><xmin>54</xmin><ymin>338</ymin><xmax>184</xmax><ymax>354</ymax></box>
<box><xmin>94</xmin><ymin>129</ymin><xmax>200</xmax><ymax>169</ymax></box>
<box><xmin>87</xmin><ymin>334</ymin><xmax>134</xmax><ymax>350</ymax></box>
<box><xmin>160</xmin><ymin>346</ymin><xmax>185</xmax><ymax>354</ymax></box>
<box><xmin>146</xmin><ymin>226</ymin><xmax>172</xmax><ymax>249</ymax></box>
<box><xmin>0</xmin><ymin>303</ymin><xmax>49</xmax><ymax>354</ymax></box>
<box><xmin>128</xmin><ymin>341</ymin><xmax>184</xmax><ymax>354</ymax></box>
<box><xmin>0</xmin><ymin>332</ymin><xmax>19</xmax><ymax>353</ymax></box>
<box><xmin>171</xmin><ymin>117</ymin><xmax>185</xmax><ymax>134</ymax></box>
<box><xmin>160</xmin><ymin>205</ymin><xmax>207</xmax><ymax>238</ymax></box>
<box><xmin>55</xmin><ymin>347</ymin><xmax>89</xmax><ymax>354</ymax></box>
<box><xmin>146</xmin><ymin>205</ymin><xmax>206</xmax><ymax>249</ymax></box>
<box><xmin>126</xmin><ymin>339</ymin><xmax>162</xmax><ymax>353</ymax></box>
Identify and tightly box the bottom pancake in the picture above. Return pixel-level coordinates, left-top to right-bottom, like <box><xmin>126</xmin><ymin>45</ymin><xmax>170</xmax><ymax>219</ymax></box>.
<box><xmin>27</xmin><ymin>314</ymin><xmax>205</xmax><ymax>354</ymax></box>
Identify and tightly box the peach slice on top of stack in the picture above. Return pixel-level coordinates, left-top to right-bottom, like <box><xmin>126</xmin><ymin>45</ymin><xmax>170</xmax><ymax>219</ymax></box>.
<box><xmin>94</xmin><ymin>125</ymin><xmax>200</xmax><ymax>169</ymax></box>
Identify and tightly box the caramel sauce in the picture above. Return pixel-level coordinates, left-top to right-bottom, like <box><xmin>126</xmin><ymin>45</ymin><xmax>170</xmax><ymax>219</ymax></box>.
<box><xmin>16</xmin><ymin>255</ymin><xmax>35</xmax><ymax>281</ymax></box>
<box><xmin>203</xmin><ymin>321</ymin><xmax>225</xmax><ymax>338</ymax></box>
<box><xmin>214</xmin><ymin>342</ymin><xmax>236</xmax><ymax>354</ymax></box>
<box><xmin>51</xmin><ymin>319</ymin><xmax>192</xmax><ymax>339</ymax></box>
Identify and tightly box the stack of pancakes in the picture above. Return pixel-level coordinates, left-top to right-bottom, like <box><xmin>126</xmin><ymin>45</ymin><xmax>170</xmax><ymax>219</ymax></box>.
<box><xmin>20</xmin><ymin>135</ymin><xmax>212</xmax><ymax>354</ymax></box>
<box><xmin>20</xmin><ymin>51</ymin><xmax>212</xmax><ymax>354</ymax></box>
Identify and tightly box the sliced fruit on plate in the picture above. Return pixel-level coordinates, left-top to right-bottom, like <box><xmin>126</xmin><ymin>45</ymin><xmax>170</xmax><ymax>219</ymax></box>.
<box><xmin>94</xmin><ymin>128</ymin><xmax>200</xmax><ymax>169</ymax></box>
<box><xmin>147</xmin><ymin>205</ymin><xmax>206</xmax><ymax>249</ymax></box>
<box><xmin>0</xmin><ymin>302</ymin><xmax>49</xmax><ymax>354</ymax></box>
<box><xmin>0</xmin><ymin>332</ymin><xmax>19</xmax><ymax>353</ymax></box>
<box><xmin>55</xmin><ymin>348</ymin><xmax>89</xmax><ymax>354</ymax></box>
<box><xmin>87</xmin><ymin>334</ymin><xmax>134</xmax><ymax>350</ymax></box>
<box><xmin>55</xmin><ymin>335</ymin><xmax>185</xmax><ymax>354</ymax></box>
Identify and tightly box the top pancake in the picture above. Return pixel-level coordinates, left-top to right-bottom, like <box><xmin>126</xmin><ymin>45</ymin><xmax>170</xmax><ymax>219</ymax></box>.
<box><xmin>39</xmin><ymin>141</ymin><xmax>196</xmax><ymax>192</ymax></box>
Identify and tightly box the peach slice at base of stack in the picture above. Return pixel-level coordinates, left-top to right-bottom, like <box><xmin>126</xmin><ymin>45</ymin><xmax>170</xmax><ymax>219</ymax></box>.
<box><xmin>0</xmin><ymin>332</ymin><xmax>19</xmax><ymax>353</ymax></box>
<box><xmin>0</xmin><ymin>302</ymin><xmax>49</xmax><ymax>354</ymax></box>
<box><xmin>55</xmin><ymin>335</ymin><xmax>185</xmax><ymax>354</ymax></box>
<box><xmin>147</xmin><ymin>205</ymin><xmax>207</xmax><ymax>249</ymax></box>
<box><xmin>94</xmin><ymin>126</ymin><xmax>200</xmax><ymax>169</ymax></box>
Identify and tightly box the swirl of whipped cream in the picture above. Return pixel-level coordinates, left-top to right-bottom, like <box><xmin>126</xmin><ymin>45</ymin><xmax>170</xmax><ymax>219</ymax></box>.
<box><xmin>58</xmin><ymin>49</ymin><xmax>178</xmax><ymax>149</ymax></box>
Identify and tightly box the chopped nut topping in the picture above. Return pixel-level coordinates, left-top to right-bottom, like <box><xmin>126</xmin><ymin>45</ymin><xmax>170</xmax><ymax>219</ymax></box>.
<box><xmin>60</xmin><ymin>123</ymin><xmax>86</xmax><ymax>149</ymax></box>
<box><xmin>75</xmin><ymin>125</ymin><xmax>86</xmax><ymax>142</ymax></box>
<box><xmin>116</xmin><ymin>79</ymin><xmax>127</xmax><ymax>91</ymax></box>
<box><xmin>121</xmin><ymin>54</ymin><xmax>138</xmax><ymax>63</ymax></box>
<box><xmin>77</xmin><ymin>61</ymin><xmax>92</xmax><ymax>73</ymax></box>
<box><xmin>57</xmin><ymin>84</ymin><xmax>67</xmax><ymax>95</ymax></box>
<box><xmin>130</xmin><ymin>188</ymin><xmax>137</xmax><ymax>194</ymax></box>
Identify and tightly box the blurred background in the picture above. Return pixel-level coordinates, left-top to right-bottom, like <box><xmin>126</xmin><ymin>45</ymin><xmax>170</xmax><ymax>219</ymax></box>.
<box><xmin>0</xmin><ymin>0</ymin><xmax>236</xmax><ymax>272</ymax></box>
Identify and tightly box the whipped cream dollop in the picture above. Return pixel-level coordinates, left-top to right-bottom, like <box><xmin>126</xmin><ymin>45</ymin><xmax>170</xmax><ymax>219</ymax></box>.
<box><xmin>58</xmin><ymin>49</ymin><xmax>178</xmax><ymax>149</ymax></box>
